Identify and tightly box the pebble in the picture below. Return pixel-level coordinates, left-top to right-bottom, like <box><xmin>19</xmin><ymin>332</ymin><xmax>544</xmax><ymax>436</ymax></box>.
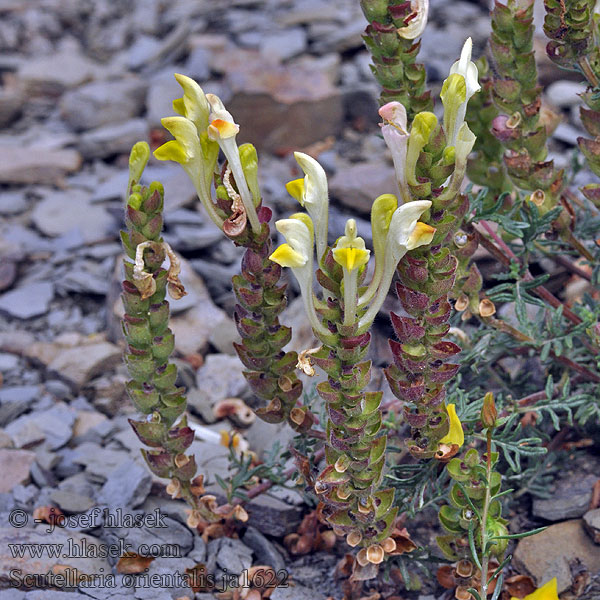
<box><xmin>17</xmin><ymin>46</ymin><xmax>102</xmax><ymax>95</ymax></box>
<box><xmin>329</xmin><ymin>161</ymin><xmax>397</xmax><ymax>214</ymax></box>
<box><xmin>0</xmin><ymin>526</ymin><xmax>111</xmax><ymax>584</ymax></box>
<box><xmin>532</xmin><ymin>472</ymin><xmax>598</xmax><ymax>521</ymax></box>
<box><xmin>583</xmin><ymin>508</ymin><xmax>600</xmax><ymax>544</ymax></box>
<box><xmin>242</xmin><ymin>526</ymin><xmax>286</xmax><ymax>572</ymax></box>
<box><xmin>59</xmin><ymin>77</ymin><xmax>148</xmax><ymax>132</ymax></box>
<box><xmin>0</xmin><ymin>190</ymin><xmax>28</xmax><ymax>215</ymax></box>
<box><xmin>27</xmin><ymin>334</ymin><xmax>121</xmax><ymax>390</ymax></box>
<box><xmin>546</xmin><ymin>80</ymin><xmax>587</xmax><ymax>108</ymax></box>
<box><xmin>514</xmin><ymin>519</ymin><xmax>600</xmax><ymax>593</ymax></box>
<box><xmin>259</xmin><ymin>27</ymin><xmax>307</xmax><ymax>62</ymax></box>
<box><xmin>96</xmin><ymin>458</ymin><xmax>152</xmax><ymax>508</ymax></box>
<box><xmin>0</xmin><ymin>449</ymin><xmax>36</xmax><ymax>492</ymax></box>
<box><xmin>208</xmin><ymin>537</ymin><xmax>253</xmax><ymax>575</ymax></box>
<box><xmin>78</xmin><ymin>118</ymin><xmax>149</xmax><ymax>159</ymax></box>
<box><xmin>50</xmin><ymin>489</ymin><xmax>95</xmax><ymax>513</ymax></box>
<box><xmin>31</xmin><ymin>189</ymin><xmax>114</xmax><ymax>244</ymax></box>
<box><xmin>0</xmin><ymin>282</ymin><xmax>54</xmax><ymax>319</ymax></box>
<box><xmin>193</xmin><ymin>353</ymin><xmax>248</xmax><ymax>408</ymax></box>
<box><xmin>0</xmin><ymin>385</ymin><xmax>39</xmax><ymax>426</ymax></box>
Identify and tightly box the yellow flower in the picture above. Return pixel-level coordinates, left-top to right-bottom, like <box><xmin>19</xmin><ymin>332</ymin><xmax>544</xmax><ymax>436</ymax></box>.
<box><xmin>511</xmin><ymin>578</ymin><xmax>558</xmax><ymax>600</ymax></box>
<box><xmin>332</xmin><ymin>219</ymin><xmax>370</xmax><ymax>273</ymax></box>
<box><xmin>439</xmin><ymin>404</ymin><xmax>464</xmax><ymax>447</ymax></box>
<box><xmin>286</xmin><ymin>152</ymin><xmax>329</xmax><ymax>263</ymax></box>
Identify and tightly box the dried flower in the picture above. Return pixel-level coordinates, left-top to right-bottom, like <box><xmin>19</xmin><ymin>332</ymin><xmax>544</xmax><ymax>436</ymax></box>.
<box><xmin>511</xmin><ymin>578</ymin><xmax>558</xmax><ymax>600</ymax></box>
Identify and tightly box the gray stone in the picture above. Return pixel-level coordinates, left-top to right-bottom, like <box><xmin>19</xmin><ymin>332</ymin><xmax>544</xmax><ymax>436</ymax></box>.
<box><xmin>59</xmin><ymin>260</ymin><xmax>112</xmax><ymax>296</ymax></box>
<box><xmin>79</xmin><ymin>118</ymin><xmax>149</xmax><ymax>159</ymax></box>
<box><xmin>271</xmin><ymin>585</ymin><xmax>326</xmax><ymax>600</ymax></box>
<box><xmin>0</xmin><ymin>190</ymin><xmax>28</xmax><ymax>215</ymax></box>
<box><xmin>71</xmin><ymin>442</ymin><xmax>130</xmax><ymax>481</ymax></box>
<box><xmin>188</xmin><ymin>535</ymin><xmax>207</xmax><ymax>563</ymax></box>
<box><xmin>553</xmin><ymin>122</ymin><xmax>582</xmax><ymax>146</ymax></box>
<box><xmin>184</xmin><ymin>45</ymin><xmax>211</xmax><ymax>81</ymax></box>
<box><xmin>208</xmin><ymin>318</ymin><xmax>240</xmax><ymax>356</ymax></box>
<box><xmin>18</xmin><ymin>46</ymin><xmax>101</xmax><ymax>95</ymax></box>
<box><xmin>146</xmin><ymin>71</ymin><xmax>183</xmax><ymax>127</ymax></box>
<box><xmin>242</xmin><ymin>526</ymin><xmax>286</xmax><ymax>572</ymax></box>
<box><xmin>0</xmin><ymin>86</ymin><xmax>22</xmax><ymax>127</ymax></box>
<box><xmin>259</xmin><ymin>28</ymin><xmax>307</xmax><ymax>62</ymax></box>
<box><xmin>166</xmin><ymin>223</ymin><xmax>223</xmax><ymax>251</ymax></box>
<box><xmin>0</xmin><ymin>527</ymin><xmax>110</xmax><ymax>587</ymax></box>
<box><xmin>0</xmin><ymin>282</ymin><xmax>54</xmax><ymax>319</ymax></box>
<box><xmin>4</xmin><ymin>419</ymin><xmax>45</xmax><ymax>449</ymax></box>
<box><xmin>0</xmin><ymin>449</ymin><xmax>35</xmax><ymax>492</ymax></box>
<box><xmin>60</xmin><ymin>77</ymin><xmax>147</xmax><ymax>132</ymax></box>
<box><xmin>0</xmin><ymin>385</ymin><xmax>39</xmax><ymax>426</ymax></box>
<box><xmin>31</xmin><ymin>189</ymin><xmax>113</xmax><ymax>244</ymax></box>
<box><xmin>50</xmin><ymin>489</ymin><xmax>95</xmax><ymax>514</ymax></box>
<box><xmin>194</xmin><ymin>354</ymin><xmax>248</xmax><ymax>407</ymax></box>
<box><xmin>5</xmin><ymin>404</ymin><xmax>75</xmax><ymax>450</ymax></box>
<box><xmin>546</xmin><ymin>80</ymin><xmax>586</xmax><ymax>108</ymax></box>
<box><xmin>102</xmin><ymin>512</ymin><xmax>194</xmax><ymax>558</ymax></box>
<box><xmin>25</xmin><ymin>592</ymin><xmax>90</xmax><ymax>600</ymax></box>
<box><xmin>583</xmin><ymin>508</ymin><xmax>600</xmax><ymax>544</ymax></box>
<box><xmin>532</xmin><ymin>473</ymin><xmax>597</xmax><ymax>521</ymax></box>
<box><xmin>246</xmin><ymin>493</ymin><xmax>303</xmax><ymax>537</ymax></box>
<box><xmin>97</xmin><ymin>458</ymin><xmax>152</xmax><ymax>509</ymax></box>
<box><xmin>208</xmin><ymin>537</ymin><xmax>253</xmax><ymax>575</ymax></box>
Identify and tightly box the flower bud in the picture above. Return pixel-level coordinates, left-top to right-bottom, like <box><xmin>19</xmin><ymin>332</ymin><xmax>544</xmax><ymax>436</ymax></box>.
<box><xmin>481</xmin><ymin>391</ymin><xmax>497</xmax><ymax>429</ymax></box>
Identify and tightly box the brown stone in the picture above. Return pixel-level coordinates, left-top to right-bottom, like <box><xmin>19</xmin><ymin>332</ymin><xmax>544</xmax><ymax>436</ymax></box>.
<box><xmin>329</xmin><ymin>161</ymin><xmax>397</xmax><ymax>214</ymax></box>
<box><xmin>25</xmin><ymin>333</ymin><xmax>121</xmax><ymax>390</ymax></box>
<box><xmin>0</xmin><ymin>449</ymin><xmax>35</xmax><ymax>492</ymax></box>
<box><xmin>217</xmin><ymin>48</ymin><xmax>342</xmax><ymax>152</ymax></box>
<box><xmin>513</xmin><ymin>519</ymin><xmax>600</xmax><ymax>593</ymax></box>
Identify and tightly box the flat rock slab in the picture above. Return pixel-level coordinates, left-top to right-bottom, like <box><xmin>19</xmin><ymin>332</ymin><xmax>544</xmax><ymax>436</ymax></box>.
<box><xmin>514</xmin><ymin>519</ymin><xmax>600</xmax><ymax>593</ymax></box>
<box><xmin>0</xmin><ymin>146</ymin><xmax>81</xmax><ymax>185</ymax></box>
<box><xmin>0</xmin><ymin>282</ymin><xmax>54</xmax><ymax>319</ymax></box>
<box><xmin>26</xmin><ymin>334</ymin><xmax>121</xmax><ymax>390</ymax></box>
<box><xmin>0</xmin><ymin>449</ymin><xmax>35</xmax><ymax>492</ymax></box>
<box><xmin>329</xmin><ymin>161</ymin><xmax>397</xmax><ymax>214</ymax></box>
<box><xmin>0</xmin><ymin>527</ymin><xmax>111</xmax><ymax>588</ymax></box>
<box><xmin>532</xmin><ymin>473</ymin><xmax>598</xmax><ymax>521</ymax></box>
<box><xmin>31</xmin><ymin>189</ymin><xmax>113</xmax><ymax>244</ymax></box>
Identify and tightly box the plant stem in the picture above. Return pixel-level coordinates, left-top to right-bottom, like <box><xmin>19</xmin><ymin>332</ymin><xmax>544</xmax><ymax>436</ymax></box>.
<box><xmin>480</xmin><ymin>429</ymin><xmax>493</xmax><ymax>599</ymax></box>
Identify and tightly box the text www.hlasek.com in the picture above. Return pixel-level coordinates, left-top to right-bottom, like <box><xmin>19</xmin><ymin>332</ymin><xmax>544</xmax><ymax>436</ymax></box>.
<box><xmin>8</xmin><ymin>538</ymin><xmax>181</xmax><ymax>559</ymax></box>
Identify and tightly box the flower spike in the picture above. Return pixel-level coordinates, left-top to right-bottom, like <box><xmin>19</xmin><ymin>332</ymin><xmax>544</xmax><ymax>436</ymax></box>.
<box><xmin>287</xmin><ymin>152</ymin><xmax>330</xmax><ymax>264</ymax></box>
